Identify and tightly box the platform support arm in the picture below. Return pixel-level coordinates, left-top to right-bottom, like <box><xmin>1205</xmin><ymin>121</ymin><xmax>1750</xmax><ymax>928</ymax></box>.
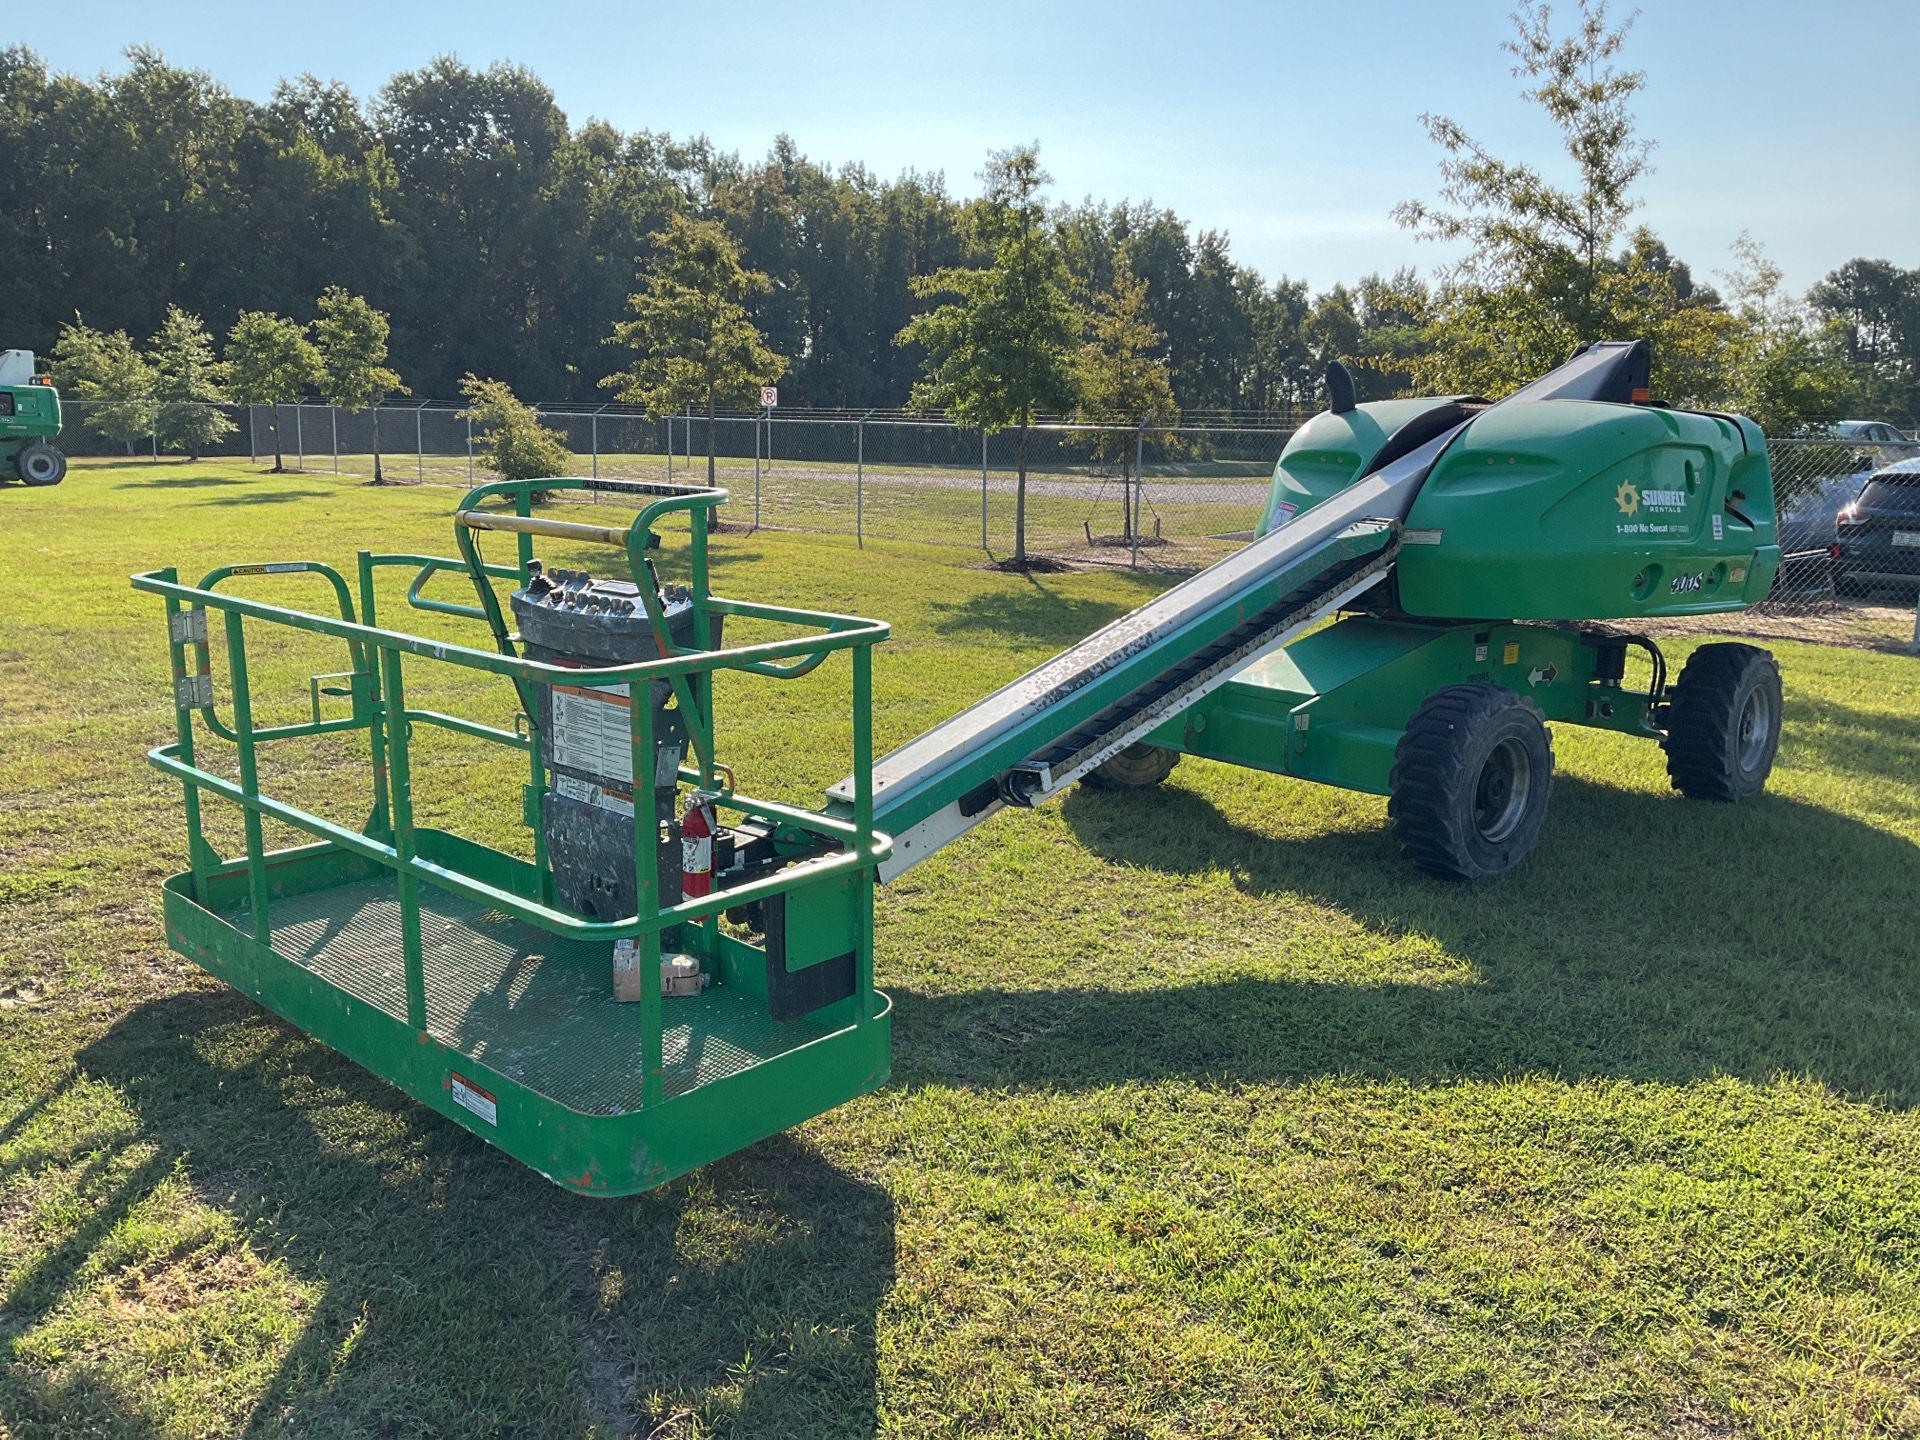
<box><xmin>378</xmin><ymin>647</ymin><xmax>429</xmax><ymax>1032</ymax></box>
<box><xmin>852</xmin><ymin>643</ymin><xmax>876</xmax><ymax>1017</ymax></box>
<box><xmin>159</xmin><ymin>570</ymin><xmax>218</xmax><ymax>903</ymax></box>
<box><xmin>631</xmin><ymin>680</ymin><xmax>665</xmax><ymax>1105</ymax></box>
<box><xmin>223</xmin><ymin>613</ymin><xmax>272</xmax><ymax>944</ymax></box>
<box><xmin>356</xmin><ymin>552</ymin><xmax>395</xmax><ymax>840</ymax></box>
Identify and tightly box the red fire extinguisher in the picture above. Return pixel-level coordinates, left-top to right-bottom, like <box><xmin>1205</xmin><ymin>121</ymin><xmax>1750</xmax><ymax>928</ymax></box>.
<box><xmin>681</xmin><ymin>792</ymin><xmax>717</xmax><ymax>899</ymax></box>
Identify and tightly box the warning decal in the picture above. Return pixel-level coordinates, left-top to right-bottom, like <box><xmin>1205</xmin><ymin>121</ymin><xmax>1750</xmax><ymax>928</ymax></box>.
<box><xmin>553</xmin><ymin>772</ymin><xmax>636</xmax><ymax>817</ymax></box>
<box><xmin>551</xmin><ymin>683</ymin><xmax>634</xmax><ymax>783</ymax></box>
<box><xmin>449</xmin><ymin>1073</ymin><xmax>498</xmax><ymax>1126</ymax></box>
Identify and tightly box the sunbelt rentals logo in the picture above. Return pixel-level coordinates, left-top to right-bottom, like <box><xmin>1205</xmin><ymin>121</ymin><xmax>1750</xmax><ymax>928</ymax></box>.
<box><xmin>1616</xmin><ymin>479</ymin><xmax>1687</xmax><ymax>519</ymax></box>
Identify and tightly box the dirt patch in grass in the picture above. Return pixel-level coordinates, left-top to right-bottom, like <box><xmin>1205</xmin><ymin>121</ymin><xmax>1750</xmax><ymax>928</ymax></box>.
<box><xmin>1646</xmin><ymin>599</ymin><xmax>1916</xmax><ymax>652</ymax></box>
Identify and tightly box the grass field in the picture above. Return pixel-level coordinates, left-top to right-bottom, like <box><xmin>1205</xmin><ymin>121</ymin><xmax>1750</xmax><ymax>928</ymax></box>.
<box><xmin>1</xmin><ymin>457</ymin><xmax>1917</xmax><ymax>1439</ymax></box>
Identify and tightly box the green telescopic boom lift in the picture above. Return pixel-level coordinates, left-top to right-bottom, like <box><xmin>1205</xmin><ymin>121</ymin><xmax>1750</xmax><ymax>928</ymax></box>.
<box><xmin>136</xmin><ymin>339</ymin><xmax>1786</xmax><ymax>1193</ymax></box>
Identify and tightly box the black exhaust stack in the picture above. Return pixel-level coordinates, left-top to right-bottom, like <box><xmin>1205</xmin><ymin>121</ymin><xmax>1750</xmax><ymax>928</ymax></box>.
<box><xmin>1325</xmin><ymin>361</ymin><xmax>1357</xmax><ymax>415</ymax></box>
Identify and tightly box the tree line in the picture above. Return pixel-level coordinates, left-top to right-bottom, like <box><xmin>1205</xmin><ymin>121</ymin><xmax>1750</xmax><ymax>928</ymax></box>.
<box><xmin>2</xmin><ymin>15</ymin><xmax>1914</xmax><ymax>430</ymax></box>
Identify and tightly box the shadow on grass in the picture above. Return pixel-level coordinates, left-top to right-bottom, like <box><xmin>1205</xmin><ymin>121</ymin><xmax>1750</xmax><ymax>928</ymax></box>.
<box><xmin>0</xmin><ymin>992</ymin><xmax>894</xmax><ymax>1438</ymax></box>
<box><xmin>115</xmin><ymin>473</ymin><xmax>254</xmax><ymax>489</ymax></box>
<box><xmin>1786</xmin><ymin>692</ymin><xmax>1920</xmax><ymax>792</ymax></box>
<box><xmin>198</xmin><ymin>489</ymin><xmax>334</xmax><ymax>507</ymax></box>
<box><xmin>926</xmin><ymin>570</ymin><xmax>1172</xmax><ymax>646</ymax></box>
<box><xmin>890</xmin><ymin>774</ymin><xmax>1920</xmax><ymax>1107</ymax></box>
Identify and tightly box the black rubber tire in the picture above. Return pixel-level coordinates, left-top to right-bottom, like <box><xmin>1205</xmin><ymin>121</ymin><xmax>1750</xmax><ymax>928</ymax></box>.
<box><xmin>1389</xmin><ymin>684</ymin><xmax>1555</xmax><ymax>882</ymax></box>
<box><xmin>1663</xmin><ymin>643</ymin><xmax>1782</xmax><ymax>802</ymax></box>
<box><xmin>1083</xmin><ymin>743</ymin><xmax>1180</xmax><ymax>790</ymax></box>
<box><xmin>17</xmin><ymin>441</ymin><xmax>66</xmax><ymax>487</ymax></box>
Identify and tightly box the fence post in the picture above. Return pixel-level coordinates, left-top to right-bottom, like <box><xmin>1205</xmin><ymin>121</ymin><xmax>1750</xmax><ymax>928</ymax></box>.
<box><xmin>754</xmin><ymin>405</ymin><xmax>764</xmax><ymax>529</ymax></box>
<box><xmin>466</xmin><ymin>415</ymin><xmax>475</xmax><ymax>484</ymax></box>
<box><xmin>857</xmin><ymin>411</ymin><xmax>872</xmax><ymax>548</ymax></box>
<box><xmin>248</xmin><ymin>406</ymin><xmax>258</xmax><ymax>466</ymax></box>
<box><xmin>591</xmin><ymin>406</ymin><xmax>602</xmax><ymax>480</ymax></box>
<box><xmin>981</xmin><ymin>429</ymin><xmax>989</xmax><ymax>551</ymax></box>
<box><xmin>1132</xmin><ymin>415</ymin><xmax>1151</xmax><ymax>570</ymax></box>
<box><xmin>665</xmin><ymin>413</ymin><xmax>672</xmax><ymax>479</ymax></box>
<box><xmin>330</xmin><ymin>406</ymin><xmax>338</xmax><ymax>475</ymax></box>
<box><xmin>685</xmin><ymin>402</ymin><xmax>693</xmax><ymax>473</ymax></box>
<box><xmin>151</xmin><ymin>407</ymin><xmax>158</xmax><ymax>461</ymax></box>
<box><xmin>416</xmin><ymin>402</ymin><xmax>426</xmax><ymax>483</ymax></box>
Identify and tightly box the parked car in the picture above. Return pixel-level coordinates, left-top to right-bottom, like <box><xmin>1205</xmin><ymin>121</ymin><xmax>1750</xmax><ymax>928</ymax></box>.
<box><xmin>1824</xmin><ymin>420</ymin><xmax>1920</xmax><ymax>460</ymax></box>
<box><xmin>1779</xmin><ymin>470</ymin><xmax>1868</xmax><ymax>553</ymax></box>
<box><xmin>1768</xmin><ymin>469</ymin><xmax>1867</xmax><ymax>595</ymax></box>
<box><xmin>1833</xmin><ymin>458</ymin><xmax>1920</xmax><ymax>595</ymax></box>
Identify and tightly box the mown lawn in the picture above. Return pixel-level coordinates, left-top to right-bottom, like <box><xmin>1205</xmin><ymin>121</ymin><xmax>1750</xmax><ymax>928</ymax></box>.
<box><xmin>1</xmin><ymin>458</ymin><xmax>1916</xmax><ymax>1438</ymax></box>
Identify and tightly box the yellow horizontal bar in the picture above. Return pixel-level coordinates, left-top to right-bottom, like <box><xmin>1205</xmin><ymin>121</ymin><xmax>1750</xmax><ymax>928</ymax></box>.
<box><xmin>457</xmin><ymin>511</ymin><xmax>631</xmax><ymax>547</ymax></box>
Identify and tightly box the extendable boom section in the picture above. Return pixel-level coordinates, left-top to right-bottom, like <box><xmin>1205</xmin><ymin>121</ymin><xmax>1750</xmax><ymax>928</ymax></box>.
<box><xmin>830</xmin><ymin>424</ymin><xmax>1469</xmax><ymax>876</ymax></box>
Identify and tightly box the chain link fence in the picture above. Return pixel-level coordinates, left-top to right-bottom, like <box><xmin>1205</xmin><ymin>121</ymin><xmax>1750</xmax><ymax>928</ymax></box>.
<box><xmin>56</xmin><ymin>399</ymin><xmax>1920</xmax><ymax>652</ymax></box>
<box><xmin>1665</xmin><ymin>435</ymin><xmax>1920</xmax><ymax>654</ymax></box>
<box><xmin>560</xmin><ymin>412</ymin><xmax>1280</xmax><ymax>572</ymax></box>
<box><xmin>62</xmin><ymin>398</ymin><xmax>1284</xmax><ymax>568</ymax></box>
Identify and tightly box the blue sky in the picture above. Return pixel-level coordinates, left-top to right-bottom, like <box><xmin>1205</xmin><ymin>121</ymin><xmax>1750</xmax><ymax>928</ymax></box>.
<box><xmin>14</xmin><ymin>0</ymin><xmax>1918</xmax><ymax>298</ymax></box>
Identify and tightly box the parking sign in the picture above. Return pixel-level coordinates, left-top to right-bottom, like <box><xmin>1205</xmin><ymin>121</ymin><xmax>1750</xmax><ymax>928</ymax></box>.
<box><xmin>760</xmin><ymin>386</ymin><xmax>778</xmax><ymax>408</ymax></box>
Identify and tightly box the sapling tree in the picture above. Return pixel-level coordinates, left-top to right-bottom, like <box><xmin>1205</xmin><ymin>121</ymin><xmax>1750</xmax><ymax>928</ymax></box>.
<box><xmin>315</xmin><ymin>287</ymin><xmax>407</xmax><ymax>481</ymax></box>
<box><xmin>226</xmin><ymin>310</ymin><xmax>321</xmax><ymax>471</ymax></box>
<box><xmin>897</xmin><ymin>145</ymin><xmax>1080</xmax><ymax>568</ymax></box>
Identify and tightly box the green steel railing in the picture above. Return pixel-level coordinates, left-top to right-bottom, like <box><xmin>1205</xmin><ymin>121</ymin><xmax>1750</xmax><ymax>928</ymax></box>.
<box><xmin>135</xmin><ymin>478</ymin><xmax>890</xmax><ymax>1106</ymax></box>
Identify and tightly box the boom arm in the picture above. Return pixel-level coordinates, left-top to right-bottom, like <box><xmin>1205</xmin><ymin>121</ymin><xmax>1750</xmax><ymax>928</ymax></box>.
<box><xmin>829</xmin><ymin>423</ymin><xmax>1469</xmax><ymax>877</ymax></box>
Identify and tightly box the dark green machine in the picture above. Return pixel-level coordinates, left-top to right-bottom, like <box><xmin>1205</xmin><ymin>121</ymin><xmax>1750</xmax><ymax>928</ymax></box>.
<box><xmin>0</xmin><ymin>349</ymin><xmax>67</xmax><ymax>486</ymax></box>
<box><xmin>842</xmin><ymin>340</ymin><xmax>1786</xmax><ymax>884</ymax></box>
<box><xmin>135</xmin><ymin>340</ymin><xmax>1788</xmax><ymax>1194</ymax></box>
<box><xmin>1131</xmin><ymin>339</ymin><xmax>1786</xmax><ymax>878</ymax></box>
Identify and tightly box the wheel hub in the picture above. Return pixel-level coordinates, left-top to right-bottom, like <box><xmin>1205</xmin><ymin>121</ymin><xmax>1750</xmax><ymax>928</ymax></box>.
<box><xmin>1473</xmin><ymin>737</ymin><xmax>1533</xmax><ymax>843</ymax></box>
<box><xmin>1736</xmin><ymin>685</ymin><xmax>1774</xmax><ymax>774</ymax></box>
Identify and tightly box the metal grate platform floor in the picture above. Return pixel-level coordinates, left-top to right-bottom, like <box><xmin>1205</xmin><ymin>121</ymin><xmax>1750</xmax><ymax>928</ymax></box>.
<box><xmin>224</xmin><ymin>878</ymin><xmax>836</xmax><ymax>1113</ymax></box>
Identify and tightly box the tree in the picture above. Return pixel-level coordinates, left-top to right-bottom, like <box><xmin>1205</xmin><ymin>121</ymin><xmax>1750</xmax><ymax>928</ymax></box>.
<box><xmin>459</xmin><ymin>375</ymin><xmax>572</xmax><ymax>481</ymax></box>
<box><xmin>1075</xmin><ymin>261</ymin><xmax>1177</xmax><ymax>540</ymax></box>
<box><xmin>1243</xmin><ymin>275</ymin><xmax>1315</xmax><ymax>416</ymax></box>
<box><xmin>1811</xmin><ymin>259</ymin><xmax>1919</xmax><ymax>424</ymax></box>
<box><xmin>897</xmin><ymin>145</ymin><xmax>1081</xmax><ymax>567</ymax></box>
<box><xmin>1305</xmin><ymin>285</ymin><xmax>1363</xmax><ymax>386</ymax></box>
<box><xmin>149</xmin><ymin>306</ymin><xmax>233</xmax><ymax>460</ymax></box>
<box><xmin>1718</xmin><ymin>236</ymin><xmax>1853</xmax><ymax>439</ymax></box>
<box><xmin>226</xmin><ymin>310</ymin><xmax>321</xmax><ymax>471</ymax></box>
<box><xmin>603</xmin><ymin>212</ymin><xmax>786</xmax><ymax>499</ymax></box>
<box><xmin>2</xmin><ymin>45</ymin><xmax>1322</xmax><ymax>418</ymax></box>
<box><xmin>314</xmin><ymin>286</ymin><xmax>406</xmax><ymax>481</ymax></box>
<box><xmin>49</xmin><ymin>320</ymin><xmax>155</xmax><ymax>454</ymax></box>
<box><xmin>1391</xmin><ymin>1</ymin><xmax>1734</xmax><ymax>399</ymax></box>
<box><xmin>1352</xmin><ymin>270</ymin><xmax>1433</xmax><ymax>398</ymax></box>
<box><xmin>1396</xmin><ymin>0</ymin><xmax>1651</xmax><ymax>333</ymax></box>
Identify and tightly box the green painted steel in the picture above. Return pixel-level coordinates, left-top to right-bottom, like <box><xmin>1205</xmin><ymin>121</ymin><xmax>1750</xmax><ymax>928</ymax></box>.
<box><xmin>1152</xmin><ymin>616</ymin><xmax>1656</xmax><ymax>795</ymax></box>
<box><xmin>1264</xmin><ymin>394</ymin><xmax>1780</xmax><ymax>622</ymax></box>
<box><xmin>1258</xmin><ymin>396</ymin><xmax>1465</xmax><ymax>534</ymax></box>
<box><xmin>1202</xmin><ymin>351</ymin><xmax>1786</xmax><ymax>802</ymax></box>
<box><xmin>1398</xmin><ymin>402</ymin><xmax>1778</xmax><ymax>620</ymax></box>
<box><xmin>135</xmin><ymin>478</ymin><xmax>895</xmax><ymax>1196</ymax></box>
<box><xmin>0</xmin><ymin>370</ymin><xmax>62</xmax><ymax>479</ymax></box>
<box><xmin>842</xmin><ymin>519</ymin><xmax>1398</xmax><ymax>842</ymax></box>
